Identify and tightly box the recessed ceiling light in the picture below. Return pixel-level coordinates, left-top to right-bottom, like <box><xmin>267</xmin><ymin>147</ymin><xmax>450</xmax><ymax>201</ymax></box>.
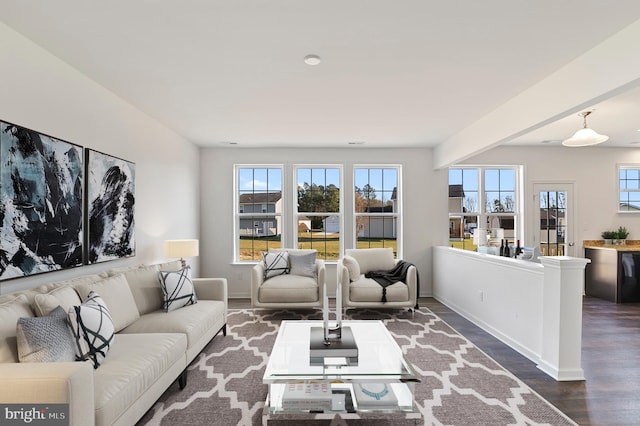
<box><xmin>630</xmin><ymin>141</ymin><xmax>640</xmax><ymax>145</ymax></box>
<box><xmin>304</xmin><ymin>54</ymin><xmax>321</xmax><ymax>66</ymax></box>
<box><xmin>348</xmin><ymin>141</ymin><xmax>365</xmax><ymax>145</ymax></box>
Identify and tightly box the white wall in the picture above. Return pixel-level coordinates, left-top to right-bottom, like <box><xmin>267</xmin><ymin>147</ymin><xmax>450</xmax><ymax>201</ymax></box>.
<box><xmin>434</xmin><ymin>247</ymin><xmax>544</xmax><ymax>361</ymax></box>
<box><xmin>0</xmin><ymin>23</ymin><xmax>200</xmax><ymax>294</ymax></box>
<box><xmin>461</xmin><ymin>145</ymin><xmax>640</xmax><ymax>256</ymax></box>
<box><xmin>200</xmin><ymin>147</ymin><xmax>446</xmax><ymax>299</ymax></box>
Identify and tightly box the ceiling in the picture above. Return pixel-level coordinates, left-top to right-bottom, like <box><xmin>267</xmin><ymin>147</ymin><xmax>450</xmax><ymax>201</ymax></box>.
<box><xmin>1</xmin><ymin>1</ymin><xmax>640</xmax><ymax>151</ymax></box>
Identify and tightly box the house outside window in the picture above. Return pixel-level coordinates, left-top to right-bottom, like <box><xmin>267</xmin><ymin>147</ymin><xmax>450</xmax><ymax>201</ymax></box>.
<box><xmin>449</xmin><ymin>166</ymin><xmax>520</xmax><ymax>251</ymax></box>
<box><xmin>295</xmin><ymin>166</ymin><xmax>341</xmax><ymax>260</ymax></box>
<box><xmin>235</xmin><ymin>166</ymin><xmax>283</xmax><ymax>261</ymax></box>
<box><xmin>619</xmin><ymin>165</ymin><xmax>640</xmax><ymax>212</ymax></box>
<box><xmin>354</xmin><ymin>166</ymin><xmax>400</xmax><ymax>257</ymax></box>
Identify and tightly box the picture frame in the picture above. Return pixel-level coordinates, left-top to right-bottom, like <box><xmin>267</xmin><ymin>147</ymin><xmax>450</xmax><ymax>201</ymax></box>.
<box><xmin>85</xmin><ymin>149</ymin><xmax>136</xmax><ymax>264</ymax></box>
<box><xmin>0</xmin><ymin>121</ymin><xmax>84</xmax><ymax>280</ymax></box>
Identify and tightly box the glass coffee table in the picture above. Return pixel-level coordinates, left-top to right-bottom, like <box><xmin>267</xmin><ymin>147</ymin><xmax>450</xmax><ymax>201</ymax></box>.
<box><xmin>262</xmin><ymin>320</ymin><xmax>420</xmax><ymax>424</ymax></box>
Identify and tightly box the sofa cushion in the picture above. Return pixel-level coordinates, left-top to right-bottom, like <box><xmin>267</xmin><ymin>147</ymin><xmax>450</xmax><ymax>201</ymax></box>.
<box><xmin>93</xmin><ymin>333</ymin><xmax>186</xmax><ymax>426</ymax></box>
<box><xmin>263</xmin><ymin>251</ymin><xmax>289</xmax><ymax>279</ymax></box>
<box><xmin>68</xmin><ymin>291</ymin><xmax>115</xmax><ymax>369</ymax></box>
<box><xmin>258</xmin><ymin>274</ymin><xmax>318</xmax><ymax>303</ymax></box>
<box><xmin>32</xmin><ymin>273</ymin><xmax>108</xmax><ymax>296</ymax></box>
<box><xmin>0</xmin><ymin>294</ymin><xmax>35</xmax><ymax>363</ymax></box>
<box><xmin>119</xmin><ymin>300</ymin><xmax>223</xmax><ymax>353</ymax></box>
<box><xmin>159</xmin><ymin>266</ymin><xmax>197</xmax><ymax>312</ymax></box>
<box><xmin>345</xmin><ymin>248</ymin><xmax>395</xmax><ymax>274</ymax></box>
<box><xmin>342</xmin><ymin>255</ymin><xmax>361</xmax><ymax>282</ymax></box>
<box><xmin>288</xmin><ymin>251</ymin><xmax>317</xmax><ymax>278</ymax></box>
<box><xmin>33</xmin><ymin>285</ymin><xmax>82</xmax><ymax>317</ymax></box>
<box><xmin>349</xmin><ymin>277</ymin><xmax>409</xmax><ymax>303</ymax></box>
<box><xmin>157</xmin><ymin>260</ymin><xmax>183</xmax><ymax>271</ymax></box>
<box><xmin>119</xmin><ymin>264</ymin><xmax>164</xmax><ymax>315</ymax></box>
<box><xmin>76</xmin><ymin>274</ymin><xmax>140</xmax><ymax>332</ymax></box>
<box><xmin>16</xmin><ymin>305</ymin><xmax>76</xmax><ymax>363</ymax></box>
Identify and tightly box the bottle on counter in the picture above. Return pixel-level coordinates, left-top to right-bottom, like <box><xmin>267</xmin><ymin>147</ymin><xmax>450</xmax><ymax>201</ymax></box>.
<box><xmin>515</xmin><ymin>240</ymin><xmax>522</xmax><ymax>258</ymax></box>
<box><xmin>503</xmin><ymin>240</ymin><xmax>511</xmax><ymax>258</ymax></box>
<box><xmin>499</xmin><ymin>239</ymin><xmax>505</xmax><ymax>257</ymax></box>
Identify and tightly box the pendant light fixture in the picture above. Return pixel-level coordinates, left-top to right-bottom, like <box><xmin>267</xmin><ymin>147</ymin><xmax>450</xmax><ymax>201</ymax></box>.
<box><xmin>562</xmin><ymin>111</ymin><xmax>609</xmax><ymax>147</ymax></box>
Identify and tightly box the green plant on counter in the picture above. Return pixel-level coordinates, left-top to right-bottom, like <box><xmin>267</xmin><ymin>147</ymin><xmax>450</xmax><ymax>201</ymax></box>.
<box><xmin>601</xmin><ymin>230</ymin><xmax>616</xmax><ymax>239</ymax></box>
<box><xmin>615</xmin><ymin>226</ymin><xmax>630</xmax><ymax>240</ymax></box>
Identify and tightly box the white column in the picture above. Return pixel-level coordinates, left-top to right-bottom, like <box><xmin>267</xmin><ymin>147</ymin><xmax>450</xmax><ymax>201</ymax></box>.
<box><xmin>538</xmin><ymin>256</ymin><xmax>590</xmax><ymax>381</ymax></box>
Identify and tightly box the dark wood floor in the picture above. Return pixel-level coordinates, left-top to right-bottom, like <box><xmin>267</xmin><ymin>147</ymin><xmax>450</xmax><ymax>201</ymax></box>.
<box><xmin>229</xmin><ymin>296</ymin><xmax>640</xmax><ymax>426</ymax></box>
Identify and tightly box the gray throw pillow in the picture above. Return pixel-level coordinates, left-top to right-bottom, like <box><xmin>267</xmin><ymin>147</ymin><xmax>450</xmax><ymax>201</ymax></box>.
<box><xmin>289</xmin><ymin>251</ymin><xmax>317</xmax><ymax>278</ymax></box>
<box><xmin>16</xmin><ymin>306</ymin><xmax>76</xmax><ymax>363</ymax></box>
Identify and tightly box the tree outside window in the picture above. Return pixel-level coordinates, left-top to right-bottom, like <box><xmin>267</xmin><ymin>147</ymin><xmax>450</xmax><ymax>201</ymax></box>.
<box><xmin>296</xmin><ymin>167</ymin><xmax>341</xmax><ymax>260</ymax></box>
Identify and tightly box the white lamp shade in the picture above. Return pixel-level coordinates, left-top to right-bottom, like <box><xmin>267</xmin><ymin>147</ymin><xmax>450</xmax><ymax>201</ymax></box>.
<box><xmin>562</xmin><ymin>127</ymin><xmax>609</xmax><ymax>147</ymax></box>
<box><xmin>164</xmin><ymin>239</ymin><xmax>199</xmax><ymax>259</ymax></box>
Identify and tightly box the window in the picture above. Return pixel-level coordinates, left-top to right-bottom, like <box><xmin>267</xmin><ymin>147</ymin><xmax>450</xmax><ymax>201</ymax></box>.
<box><xmin>296</xmin><ymin>166</ymin><xmax>341</xmax><ymax>260</ymax></box>
<box><xmin>449</xmin><ymin>166</ymin><xmax>520</xmax><ymax>251</ymax></box>
<box><xmin>235</xmin><ymin>166</ymin><xmax>283</xmax><ymax>261</ymax></box>
<box><xmin>619</xmin><ymin>165</ymin><xmax>640</xmax><ymax>212</ymax></box>
<box><xmin>354</xmin><ymin>167</ymin><xmax>400</xmax><ymax>256</ymax></box>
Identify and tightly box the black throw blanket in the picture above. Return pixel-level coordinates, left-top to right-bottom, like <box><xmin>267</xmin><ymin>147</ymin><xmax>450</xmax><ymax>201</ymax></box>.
<box><xmin>365</xmin><ymin>260</ymin><xmax>419</xmax><ymax>308</ymax></box>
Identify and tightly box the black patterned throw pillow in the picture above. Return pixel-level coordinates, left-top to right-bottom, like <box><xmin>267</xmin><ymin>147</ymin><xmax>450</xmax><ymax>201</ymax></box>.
<box><xmin>159</xmin><ymin>266</ymin><xmax>197</xmax><ymax>312</ymax></box>
<box><xmin>68</xmin><ymin>291</ymin><xmax>115</xmax><ymax>369</ymax></box>
<box><xmin>262</xmin><ymin>251</ymin><xmax>289</xmax><ymax>280</ymax></box>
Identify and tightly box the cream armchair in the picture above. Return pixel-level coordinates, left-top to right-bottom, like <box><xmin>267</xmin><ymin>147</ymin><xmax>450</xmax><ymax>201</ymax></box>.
<box><xmin>251</xmin><ymin>249</ymin><xmax>325</xmax><ymax>309</ymax></box>
<box><xmin>338</xmin><ymin>248</ymin><xmax>418</xmax><ymax>311</ymax></box>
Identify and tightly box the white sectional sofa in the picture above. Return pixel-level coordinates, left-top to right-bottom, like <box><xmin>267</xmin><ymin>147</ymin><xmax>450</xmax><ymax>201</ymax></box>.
<box><xmin>0</xmin><ymin>261</ymin><xmax>227</xmax><ymax>426</ymax></box>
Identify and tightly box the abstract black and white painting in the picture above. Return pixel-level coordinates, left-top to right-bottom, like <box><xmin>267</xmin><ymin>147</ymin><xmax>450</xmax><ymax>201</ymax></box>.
<box><xmin>0</xmin><ymin>121</ymin><xmax>84</xmax><ymax>280</ymax></box>
<box><xmin>86</xmin><ymin>149</ymin><xmax>135</xmax><ymax>264</ymax></box>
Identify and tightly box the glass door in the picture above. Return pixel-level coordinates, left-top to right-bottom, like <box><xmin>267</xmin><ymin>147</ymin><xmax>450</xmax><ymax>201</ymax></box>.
<box><xmin>533</xmin><ymin>183</ymin><xmax>574</xmax><ymax>257</ymax></box>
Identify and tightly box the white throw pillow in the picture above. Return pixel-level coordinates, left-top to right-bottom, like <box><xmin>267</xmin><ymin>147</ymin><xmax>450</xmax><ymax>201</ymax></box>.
<box><xmin>342</xmin><ymin>255</ymin><xmax>361</xmax><ymax>281</ymax></box>
<box><xmin>262</xmin><ymin>251</ymin><xmax>289</xmax><ymax>279</ymax></box>
<box><xmin>68</xmin><ymin>291</ymin><xmax>115</xmax><ymax>369</ymax></box>
<box><xmin>345</xmin><ymin>248</ymin><xmax>395</xmax><ymax>274</ymax></box>
<box><xmin>158</xmin><ymin>266</ymin><xmax>197</xmax><ymax>312</ymax></box>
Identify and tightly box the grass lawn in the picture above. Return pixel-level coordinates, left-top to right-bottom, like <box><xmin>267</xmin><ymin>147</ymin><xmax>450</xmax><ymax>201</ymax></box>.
<box><xmin>239</xmin><ymin>233</ymin><xmax>398</xmax><ymax>260</ymax></box>
<box><xmin>449</xmin><ymin>238</ymin><xmax>477</xmax><ymax>251</ymax></box>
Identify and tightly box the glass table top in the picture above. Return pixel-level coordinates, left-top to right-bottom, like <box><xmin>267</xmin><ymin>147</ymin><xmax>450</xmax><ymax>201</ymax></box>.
<box><xmin>263</xmin><ymin>320</ymin><xmax>417</xmax><ymax>383</ymax></box>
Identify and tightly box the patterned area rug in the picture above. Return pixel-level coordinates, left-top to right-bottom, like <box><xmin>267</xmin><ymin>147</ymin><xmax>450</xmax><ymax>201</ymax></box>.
<box><xmin>137</xmin><ymin>308</ymin><xmax>576</xmax><ymax>426</ymax></box>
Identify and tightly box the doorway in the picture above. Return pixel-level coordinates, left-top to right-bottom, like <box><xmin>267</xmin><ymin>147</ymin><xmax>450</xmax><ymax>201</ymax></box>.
<box><xmin>532</xmin><ymin>182</ymin><xmax>575</xmax><ymax>257</ymax></box>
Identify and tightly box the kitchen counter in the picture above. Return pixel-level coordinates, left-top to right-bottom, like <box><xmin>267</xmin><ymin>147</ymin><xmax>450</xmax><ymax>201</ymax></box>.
<box><xmin>583</xmin><ymin>240</ymin><xmax>640</xmax><ymax>251</ymax></box>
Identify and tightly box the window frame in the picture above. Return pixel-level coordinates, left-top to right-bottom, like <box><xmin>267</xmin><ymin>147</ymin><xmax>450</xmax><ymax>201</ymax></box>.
<box><xmin>618</xmin><ymin>164</ymin><xmax>640</xmax><ymax>213</ymax></box>
<box><xmin>353</xmin><ymin>165</ymin><xmax>402</xmax><ymax>258</ymax></box>
<box><xmin>448</xmin><ymin>165</ymin><xmax>523</xmax><ymax>250</ymax></box>
<box><xmin>234</xmin><ymin>164</ymin><xmax>284</xmax><ymax>262</ymax></box>
<box><xmin>293</xmin><ymin>164</ymin><xmax>343</xmax><ymax>261</ymax></box>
